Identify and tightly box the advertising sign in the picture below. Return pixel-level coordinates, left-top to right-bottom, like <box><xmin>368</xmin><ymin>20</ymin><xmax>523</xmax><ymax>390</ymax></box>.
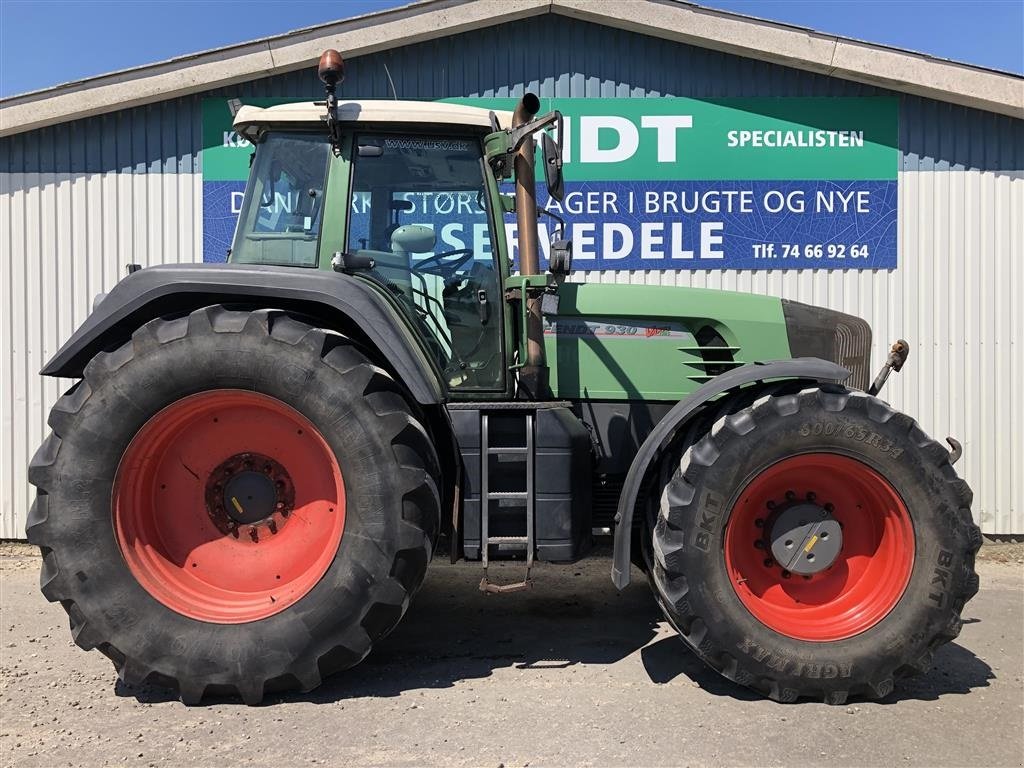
<box><xmin>201</xmin><ymin>96</ymin><xmax>898</xmax><ymax>269</ymax></box>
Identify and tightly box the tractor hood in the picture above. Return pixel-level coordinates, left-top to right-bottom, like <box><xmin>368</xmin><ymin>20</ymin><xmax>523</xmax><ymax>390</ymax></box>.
<box><xmin>543</xmin><ymin>282</ymin><xmax>793</xmax><ymax>401</ymax></box>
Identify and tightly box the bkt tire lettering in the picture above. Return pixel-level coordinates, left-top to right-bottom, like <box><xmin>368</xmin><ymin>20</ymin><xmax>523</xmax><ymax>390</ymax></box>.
<box><xmin>693</xmin><ymin>491</ymin><xmax>723</xmax><ymax>551</ymax></box>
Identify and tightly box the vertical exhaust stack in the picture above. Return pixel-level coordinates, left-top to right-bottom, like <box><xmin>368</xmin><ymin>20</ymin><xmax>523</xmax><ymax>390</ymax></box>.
<box><xmin>513</xmin><ymin>93</ymin><xmax>541</xmax><ymax>276</ymax></box>
<box><xmin>511</xmin><ymin>93</ymin><xmax>548</xmax><ymax>398</ymax></box>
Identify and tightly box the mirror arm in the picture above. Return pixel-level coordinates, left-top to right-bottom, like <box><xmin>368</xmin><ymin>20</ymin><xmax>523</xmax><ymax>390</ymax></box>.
<box><xmin>509</xmin><ymin>111</ymin><xmax>561</xmax><ymax>153</ymax></box>
<box><xmin>537</xmin><ymin>206</ymin><xmax>566</xmax><ymax>241</ymax></box>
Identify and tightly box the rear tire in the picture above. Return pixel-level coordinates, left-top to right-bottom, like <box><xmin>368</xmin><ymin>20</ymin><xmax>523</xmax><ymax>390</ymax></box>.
<box><xmin>27</xmin><ymin>306</ymin><xmax>441</xmax><ymax>704</ymax></box>
<box><xmin>647</xmin><ymin>385</ymin><xmax>980</xmax><ymax>704</ymax></box>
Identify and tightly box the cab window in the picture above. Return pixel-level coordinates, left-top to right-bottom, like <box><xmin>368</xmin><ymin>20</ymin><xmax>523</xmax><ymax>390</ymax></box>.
<box><xmin>230</xmin><ymin>133</ymin><xmax>331</xmax><ymax>267</ymax></box>
<box><xmin>347</xmin><ymin>134</ymin><xmax>504</xmax><ymax>391</ymax></box>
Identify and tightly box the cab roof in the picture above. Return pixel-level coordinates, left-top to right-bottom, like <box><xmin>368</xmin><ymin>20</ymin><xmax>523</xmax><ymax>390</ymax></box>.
<box><xmin>232</xmin><ymin>100</ymin><xmax>514</xmax><ymax>142</ymax></box>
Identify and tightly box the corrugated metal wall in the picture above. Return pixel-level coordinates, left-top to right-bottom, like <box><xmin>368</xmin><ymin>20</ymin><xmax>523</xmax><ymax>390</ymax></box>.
<box><xmin>2</xmin><ymin>13</ymin><xmax>1022</xmax><ymax>537</ymax></box>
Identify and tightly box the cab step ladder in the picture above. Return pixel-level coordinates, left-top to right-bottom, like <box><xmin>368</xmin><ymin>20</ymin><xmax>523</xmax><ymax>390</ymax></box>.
<box><xmin>478</xmin><ymin>410</ymin><xmax>534</xmax><ymax>594</ymax></box>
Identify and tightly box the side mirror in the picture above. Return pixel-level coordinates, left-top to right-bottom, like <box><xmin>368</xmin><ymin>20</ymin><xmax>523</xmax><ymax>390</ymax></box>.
<box><xmin>549</xmin><ymin>239</ymin><xmax>573</xmax><ymax>277</ymax></box>
<box><xmin>540</xmin><ymin>132</ymin><xmax>564</xmax><ymax>202</ymax></box>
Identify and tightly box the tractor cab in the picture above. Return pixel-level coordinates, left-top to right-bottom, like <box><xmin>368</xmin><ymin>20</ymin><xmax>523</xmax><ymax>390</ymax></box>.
<box><xmin>229</xmin><ymin>101</ymin><xmax>510</xmax><ymax>392</ymax></box>
<box><xmin>229</xmin><ymin>69</ymin><xmax>566</xmax><ymax>398</ymax></box>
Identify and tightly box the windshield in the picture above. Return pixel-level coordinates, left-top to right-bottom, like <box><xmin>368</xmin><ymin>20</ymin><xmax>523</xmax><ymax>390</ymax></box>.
<box><xmin>347</xmin><ymin>133</ymin><xmax>504</xmax><ymax>391</ymax></box>
<box><xmin>230</xmin><ymin>133</ymin><xmax>331</xmax><ymax>267</ymax></box>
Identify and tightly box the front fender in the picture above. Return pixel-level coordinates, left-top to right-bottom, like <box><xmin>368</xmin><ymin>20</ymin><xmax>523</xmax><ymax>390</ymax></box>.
<box><xmin>611</xmin><ymin>358</ymin><xmax>851</xmax><ymax>589</ymax></box>
<box><xmin>41</xmin><ymin>263</ymin><xmax>446</xmax><ymax>405</ymax></box>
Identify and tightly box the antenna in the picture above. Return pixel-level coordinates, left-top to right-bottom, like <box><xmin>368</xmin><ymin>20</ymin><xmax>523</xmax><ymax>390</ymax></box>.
<box><xmin>382</xmin><ymin>61</ymin><xmax>399</xmax><ymax>101</ymax></box>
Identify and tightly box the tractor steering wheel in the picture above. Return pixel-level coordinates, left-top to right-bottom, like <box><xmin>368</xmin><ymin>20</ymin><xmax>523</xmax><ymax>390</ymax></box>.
<box><xmin>413</xmin><ymin>249</ymin><xmax>475</xmax><ymax>280</ymax></box>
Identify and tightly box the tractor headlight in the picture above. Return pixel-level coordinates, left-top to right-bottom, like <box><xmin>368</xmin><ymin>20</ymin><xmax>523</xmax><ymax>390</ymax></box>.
<box><xmin>781</xmin><ymin>300</ymin><xmax>873</xmax><ymax>391</ymax></box>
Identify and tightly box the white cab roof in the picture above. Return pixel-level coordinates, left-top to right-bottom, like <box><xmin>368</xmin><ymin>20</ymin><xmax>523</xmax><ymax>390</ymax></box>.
<box><xmin>233</xmin><ymin>100</ymin><xmax>514</xmax><ymax>141</ymax></box>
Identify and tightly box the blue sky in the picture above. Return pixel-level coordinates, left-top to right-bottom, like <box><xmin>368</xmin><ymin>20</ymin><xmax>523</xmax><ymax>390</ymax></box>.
<box><xmin>1</xmin><ymin>0</ymin><xmax>1021</xmax><ymax>98</ymax></box>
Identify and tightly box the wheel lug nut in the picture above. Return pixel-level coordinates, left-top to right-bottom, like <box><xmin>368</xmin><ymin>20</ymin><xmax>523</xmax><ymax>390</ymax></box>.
<box><xmin>754</xmin><ymin>518</ymin><xmax>764</xmax><ymax>528</ymax></box>
<box><xmin>806</xmin><ymin>491</ymin><xmax>816</xmax><ymax>501</ymax></box>
<box><xmin>785</xmin><ymin>490</ymin><xmax>796</xmax><ymax>500</ymax></box>
<box><xmin>766</xmin><ymin>501</ymin><xmax>776</xmax><ymax>510</ymax></box>
<box><xmin>824</xmin><ymin>503</ymin><xmax>835</xmax><ymax>512</ymax></box>
<box><xmin>802</xmin><ymin>574</ymin><xmax>812</xmax><ymax>581</ymax></box>
<box><xmin>754</xmin><ymin>540</ymin><xmax>766</xmax><ymax>549</ymax></box>
<box><xmin>268</xmin><ymin>520</ymin><xmax>278</xmax><ymax>534</ymax></box>
<box><xmin>781</xmin><ymin>570</ymin><xmax>791</xmax><ymax>579</ymax></box>
<box><xmin>763</xmin><ymin>558</ymin><xmax>774</xmax><ymax>568</ymax></box>
<box><xmin>249</xmin><ymin>527</ymin><xmax>259</xmax><ymax>542</ymax></box>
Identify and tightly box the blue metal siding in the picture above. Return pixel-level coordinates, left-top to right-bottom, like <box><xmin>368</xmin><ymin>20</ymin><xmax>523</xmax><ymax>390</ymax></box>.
<box><xmin>3</xmin><ymin>15</ymin><xmax>1022</xmax><ymax>174</ymax></box>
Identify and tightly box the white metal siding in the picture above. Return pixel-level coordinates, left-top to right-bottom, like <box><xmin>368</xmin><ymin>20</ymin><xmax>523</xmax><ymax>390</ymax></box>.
<box><xmin>2</xmin><ymin>166</ymin><xmax>1020</xmax><ymax>537</ymax></box>
<box><xmin>572</xmin><ymin>167</ymin><xmax>1023</xmax><ymax>534</ymax></box>
<box><xmin>1</xmin><ymin>13</ymin><xmax>1022</xmax><ymax>537</ymax></box>
<box><xmin>0</xmin><ymin>170</ymin><xmax>203</xmax><ymax>538</ymax></box>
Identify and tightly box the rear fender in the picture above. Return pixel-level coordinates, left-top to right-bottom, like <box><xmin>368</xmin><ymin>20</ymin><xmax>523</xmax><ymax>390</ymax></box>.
<box><xmin>41</xmin><ymin>263</ymin><xmax>445</xmax><ymax>405</ymax></box>
<box><xmin>611</xmin><ymin>358</ymin><xmax>850</xmax><ymax>589</ymax></box>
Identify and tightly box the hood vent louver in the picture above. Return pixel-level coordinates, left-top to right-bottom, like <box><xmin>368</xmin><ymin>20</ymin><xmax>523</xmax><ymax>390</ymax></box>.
<box><xmin>680</xmin><ymin>326</ymin><xmax>743</xmax><ymax>383</ymax></box>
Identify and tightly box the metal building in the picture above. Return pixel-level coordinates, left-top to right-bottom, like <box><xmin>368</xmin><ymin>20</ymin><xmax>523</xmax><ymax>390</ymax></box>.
<box><xmin>2</xmin><ymin>0</ymin><xmax>1022</xmax><ymax>538</ymax></box>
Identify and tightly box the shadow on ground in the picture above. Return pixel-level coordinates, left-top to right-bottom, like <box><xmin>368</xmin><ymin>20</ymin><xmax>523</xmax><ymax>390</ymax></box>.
<box><xmin>116</xmin><ymin>551</ymin><xmax>994</xmax><ymax>706</ymax></box>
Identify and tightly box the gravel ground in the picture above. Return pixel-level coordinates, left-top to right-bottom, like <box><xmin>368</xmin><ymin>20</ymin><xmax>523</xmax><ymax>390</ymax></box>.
<box><xmin>1</xmin><ymin>541</ymin><xmax>1022</xmax><ymax>768</ymax></box>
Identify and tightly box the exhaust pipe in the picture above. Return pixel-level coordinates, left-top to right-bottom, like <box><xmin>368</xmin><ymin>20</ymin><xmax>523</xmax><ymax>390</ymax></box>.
<box><xmin>512</xmin><ymin>93</ymin><xmax>541</xmax><ymax>276</ymax></box>
<box><xmin>511</xmin><ymin>93</ymin><xmax>548</xmax><ymax>397</ymax></box>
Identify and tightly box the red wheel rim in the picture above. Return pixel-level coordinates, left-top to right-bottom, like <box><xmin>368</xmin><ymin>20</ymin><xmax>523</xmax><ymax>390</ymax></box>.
<box><xmin>724</xmin><ymin>453</ymin><xmax>913</xmax><ymax>641</ymax></box>
<box><xmin>113</xmin><ymin>390</ymin><xmax>345</xmax><ymax>624</ymax></box>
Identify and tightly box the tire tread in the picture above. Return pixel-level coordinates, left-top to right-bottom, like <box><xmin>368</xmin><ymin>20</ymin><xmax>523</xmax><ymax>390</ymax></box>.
<box><xmin>28</xmin><ymin>305</ymin><xmax>441</xmax><ymax>705</ymax></box>
<box><xmin>648</xmin><ymin>385</ymin><xmax>981</xmax><ymax>704</ymax></box>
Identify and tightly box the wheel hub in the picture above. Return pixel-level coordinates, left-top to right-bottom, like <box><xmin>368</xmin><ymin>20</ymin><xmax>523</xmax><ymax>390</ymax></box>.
<box><xmin>223</xmin><ymin>471</ymin><xmax>278</xmax><ymax>524</ymax></box>
<box><xmin>113</xmin><ymin>390</ymin><xmax>345</xmax><ymax>624</ymax></box>
<box><xmin>205</xmin><ymin>452</ymin><xmax>295</xmax><ymax>538</ymax></box>
<box><xmin>767</xmin><ymin>500</ymin><xmax>843</xmax><ymax>575</ymax></box>
<box><xmin>725</xmin><ymin>453</ymin><xmax>914</xmax><ymax>641</ymax></box>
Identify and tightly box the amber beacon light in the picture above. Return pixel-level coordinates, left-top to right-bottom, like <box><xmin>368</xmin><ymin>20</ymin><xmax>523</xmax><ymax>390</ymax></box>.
<box><xmin>317</xmin><ymin>49</ymin><xmax>346</xmax><ymax>88</ymax></box>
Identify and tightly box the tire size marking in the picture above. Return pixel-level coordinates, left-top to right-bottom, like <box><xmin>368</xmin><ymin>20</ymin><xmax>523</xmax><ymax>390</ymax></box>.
<box><xmin>799</xmin><ymin>421</ymin><xmax>904</xmax><ymax>458</ymax></box>
<box><xmin>736</xmin><ymin>637</ymin><xmax>853</xmax><ymax>678</ymax></box>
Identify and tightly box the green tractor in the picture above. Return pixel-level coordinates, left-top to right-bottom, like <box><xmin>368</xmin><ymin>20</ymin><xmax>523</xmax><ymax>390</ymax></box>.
<box><xmin>28</xmin><ymin>50</ymin><xmax>979</xmax><ymax>705</ymax></box>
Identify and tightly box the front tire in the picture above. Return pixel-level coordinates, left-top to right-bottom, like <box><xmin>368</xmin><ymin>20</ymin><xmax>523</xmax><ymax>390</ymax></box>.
<box><xmin>27</xmin><ymin>306</ymin><xmax>441</xmax><ymax>704</ymax></box>
<box><xmin>647</xmin><ymin>385</ymin><xmax>980</xmax><ymax>704</ymax></box>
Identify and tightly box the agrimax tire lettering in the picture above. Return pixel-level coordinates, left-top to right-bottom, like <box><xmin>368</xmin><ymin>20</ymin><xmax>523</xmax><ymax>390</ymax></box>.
<box><xmin>736</xmin><ymin>637</ymin><xmax>853</xmax><ymax>678</ymax></box>
<box><xmin>799</xmin><ymin>420</ymin><xmax>904</xmax><ymax>458</ymax></box>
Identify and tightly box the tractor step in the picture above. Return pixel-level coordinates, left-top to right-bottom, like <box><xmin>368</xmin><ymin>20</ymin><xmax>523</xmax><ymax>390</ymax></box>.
<box><xmin>479</xmin><ymin>410</ymin><xmax>534</xmax><ymax>594</ymax></box>
<box><xmin>448</xmin><ymin>401</ymin><xmax>592</xmax><ymax>567</ymax></box>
